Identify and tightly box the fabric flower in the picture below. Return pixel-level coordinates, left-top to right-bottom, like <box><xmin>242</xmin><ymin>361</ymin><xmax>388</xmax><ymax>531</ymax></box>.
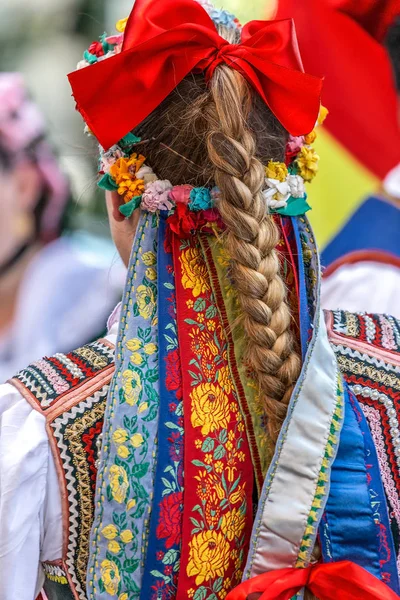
<box><xmin>108</xmin><ymin>465</ymin><xmax>129</xmax><ymax>504</ymax></box>
<box><xmin>287</xmin><ymin>174</ymin><xmax>305</xmax><ymax>198</ymax></box>
<box><xmin>136</xmin><ymin>165</ymin><xmax>157</xmax><ymax>185</ymax></box>
<box><xmin>187</xmin><ymin>530</ymin><xmax>231</xmax><ymax>585</ymax></box>
<box><xmin>304</xmin><ymin>130</ymin><xmax>317</xmax><ymax>145</ymax></box>
<box><xmin>189</xmin><ymin>187</ymin><xmax>212</xmax><ymax>211</ymax></box>
<box><xmin>296</xmin><ymin>146</ymin><xmax>319</xmax><ymax>182</ymax></box>
<box><xmin>88</xmin><ymin>41</ymin><xmax>105</xmax><ymax>57</ymax></box>
<box><xmin>141</xmin><ymin>180</ymin><xmax>173</xmax><ymax>212</ymax></box>
<box><xmin>263</xmin><ymin>179</ymin><xmax>291</xmax><ymax>209</ymax></box>
<box><xmin>265</xmin><ymin>161</ymin><xmax>288</xmax><ymax>182</ymax></box>
<box><xmin>110</xmin><ymin>154</ymin><xmax>146</xmax><ymax>201</ymax></box>
<box><xmin>190</xmin><ymin>383</ymin><xmax>230</xmax><ymax>435</ymax></box>
<box><xmin>317</xmin><ymin>105</ymin><xmax>329</xmax><ymax>126</ymax></box>
<box><xmin>100</xmin><ymin>560</ymin><xmax>121</xmax><ymax>595</ymax></box>
<box><xmin>169</xmin><ymin>184</ymin><xmax>193</xmax><ymax>205</ymax></box>
<box><xmin>285</xmin><ymin>135</ymin><xmax>305</xmax><ymax>165</ymax></box>
<box><xmin>116</xmin><ymin>17</ymin><xmax>128</xmax><ymax>32</ymax></box>
<box><xmin>167</xmin><ymin>202</ymin><xmax>197</xmax><ymax>238</ymax></box>
<box><xmin>100</xmin><ymin>146</ymin><xmax>124</xmax><ymax>174</ymax></box>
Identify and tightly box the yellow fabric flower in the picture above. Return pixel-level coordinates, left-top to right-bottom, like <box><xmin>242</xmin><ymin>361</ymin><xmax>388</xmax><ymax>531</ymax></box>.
<box><xmin>117</xmin><ymin>445</ymin><xmax>129</xmax><ymax>459</ymax></box>
<box><xmin>100</xmin><ymin>559</ymin><xmax>120</xmax><ymax>596</ymax></box>
<box><xmin>304</xmin><ymin>129</ymin><xmax>317</xmax><ymax>144</ymax></box>
<box><xmin>296</xmin><ymin>146</ymin><xmax>319</xmax><ymax>183</ymax></box>
<box><xmin>317</xmin><ymin>105</ymin><xmax>329</xmax><ymax>126</ymax></box>
<box><xmin>120</xmin><ymin>529</ymin><xmax>134</xmax><ymax>544</ymax></box>
<box><xmin>195</xmin><ymin>439</ymin><xmax>202</xmax><ymax>449</ymax></box>
<box><xmin>110</xmin><ymin>154</ymin><xmax>146</xmax><ymax>202</ymax></box>
<box><xmin>265</xmin><ymin>161</ymin><xmax>288</xmax><ymax>182</ymax></box>
<box><xmin>108</xmin><ymin>540</ymin><xmax>121</xmax><ymax>554</ymax></box>
<box><xmin>112</xmin><ymin>429</ymin><xmax>128</xmax><ymax>445</ymax></box>
<box><xmin>130</xmin><ymin>352</ymin><xmax>143</xmax><ymax>366</ymax></box>
<box><xmin>136</xmin><ymin>285</ymin><xmax>156</xmax><ymax>320</ymax></box>
<box><xmin>116</xmin><ymin>17</ymin><xmax>128</xmax><ymax>32</ymax></box>
<box><xmin>118</xmin><ymin>178</ymin><xmax>145</xmax><ymax>203</ymax></box>
<box><xmin>186</xmin><ymin>299</ymin><xmax>194</xmax><ymax>309</ymax></box>
<box><xmin>190</xmin><ymin>383</ymin><xmax>230</xmax><ymax>435</ymax></box>
<box><xmin>122</xmin><ymin>369</ymin><xmax>142</xmax><ymax>405</ymax></box>
<box><xmin>207</xmin><ymin>320</ymin><xmax>216</xmax><ymax>331</ymax></box>
<box><xmin>144</xmin><ymin>342</ymin><xmax>157</xmax><ymax>355</ymax></box>
<box><xmin>145</xmin><ymin>267</ymin><xmax>157</xmax><ymax>281</ymax></box>
<box><xmin>142</xmin><ymin>251</ymin><xmax>156</xmax><ymax>266</ymax></box>
<box><xmin>102</xmin><ymin>524</ymin><xmax>118</xmax><ymax>540</ymax></box>
<box><xmin>179</xmin><ymin>246</ymin><xmax>210</xmax><ymax>298</ymax></box>
<box><xmin>126</xmin><ymin>338</ymin><xmax>142</xmax><ymax>351</ymax></box>
<box><xmin>131</xmin><ymin>433</ymin><xmax>144</xmax><ymax>448</ymax></box>
<box><xmin>204</xmin><ymin>453</ymin><xmax>213</xmax><ymax>465</ymax></box>
<box><xmin>215</xmin><ymin>461</ymin><xmax>224</xmax><ymax>474</ymax></box>
<box><xmin>187</xmin><ymin>530</ymin><xmax>231</xmax><ymax>585</ymax></box>
<box><xmin>109</xmin><ymin>465</ymin><xmax>129</xmax><ymax>504</ymax></box>
<box><xmin>221</xmin><ymin>508</ymin><xmax>246</xmax><ymax>542</ymax></box>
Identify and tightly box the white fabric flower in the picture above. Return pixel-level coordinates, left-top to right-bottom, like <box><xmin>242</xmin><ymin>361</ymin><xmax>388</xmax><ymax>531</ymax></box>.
<box><xmin>263</xmin><ymin>178</ymin><xmax>291</xmax><ymax>209</ymax></box>
<box><xmin>137</xmin><ymin>165</ymin><xmax>158</xmax><ymax>185</ymax></box>
<box><xmin>287</xmin><ymin>174</ymin><xmax>305</xmax><ymax>198</ymax></box>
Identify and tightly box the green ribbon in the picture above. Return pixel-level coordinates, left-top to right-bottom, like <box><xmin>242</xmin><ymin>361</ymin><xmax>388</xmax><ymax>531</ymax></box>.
<box><xmin>97</xmin><ymin>173</ymin><xmax>118</xmax><ymax>192</ymax></box>
<box><xmin>119</xmin><ymin>132</ymin><xmax>142</xmax><ymax>150</ymax></box>
<box><xmin>119</xmin><ymin>196</ymin><xmax>142</xmax><ymax>218</ymax></box>
<box><xmin>270</xmin><ymin>195</ymin><xmax>311</xmax><ymax>217</ymax></box>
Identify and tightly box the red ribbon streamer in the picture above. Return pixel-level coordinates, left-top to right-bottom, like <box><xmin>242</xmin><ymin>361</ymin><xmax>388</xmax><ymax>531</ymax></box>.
<box><xmin>68</xmin><ymin>0</ymin><xmax>323</xmax><ymax>150</ymax></box>
<box><xmin>226</xmin><ymin>560</ymin><xmax>400</xmax><ymax>600</ymax></box>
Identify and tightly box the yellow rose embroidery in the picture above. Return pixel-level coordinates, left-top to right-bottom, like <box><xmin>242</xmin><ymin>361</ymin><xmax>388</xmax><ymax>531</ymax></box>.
<box><xmin>130</xmin><ymin>352</ymin><xmax>143</xmax><ymax>366</ymax></box>
<box><xmin>190</xmin><ymin>383</ymin><xmax>230</xmax><ymax>435</ymax></box>
<box><xmin>179</xmin><ymin>246</ymin><xmax>210</xmax><ymax>297</ymax></box>
<box><xmin>112</xmin><ymin>429</ymin><xmax>128</xmax><ymax>445</ymax></box>
<box><xmin>119</xmin><ymin>594</ymin><xmax>128</xmax><ymax>600</ymax></box>
<box><xmin>109</xmin><ymin>465</ymin><xmax>129</xmax><ymax>504</ymax></box>
<box><xmin>120</xmin><ymin>529</ymin><xmax>134</xmax><ymax>544</ymax></box>
<box><xmin>142</xmin><ymin>251</ymin><xmax>156</xmax><ymax>266</ymax></box>
<box><xmin>145</xmin><ymin>267</ymin><xmax>157</xmax><ymax>281</ymax></box>
<box><xmin>108</xmin><ymin>540</ymin><xmax>121</xmax><ymax>554</ymax></box>
<box><xmin>136</xmin><ymin>284</ymin><xmax>156</xmax><ymax>320</ymax></box>
<box><xmin>221</xmin><ymin>508</ymin><xmax>246</xmax><ymax>542</ymax></box>
<box><xmin>138</xmin><ymin>401</ymin><xmax>148</xmax><ymax>414</ymax></box>
<box><xmin>126</xmin><ymin>338</ymin><xmax>142</xmax><ymax>351</ymax></box>
<box><xmin>296</xmin><ymin>146</ymin><xmax>319</xmax><ymax>182</ymax></box>
<box><xmin>102</xmin><ymin>524</ymin><xmax>118</xmax><ymax>540</ymax></box>
<box><xmin>187</xmin><ymin>530</ymin><xmax>231</xmax><ymax>585</ymax></box>
<box><xmin>127</xmin><ymin>498</ymin><xmax>137</xmax><ymax>510</ymax></box>
<box><xmin>217</xmin><ymin>366</ymin><xmax>233</xmax><ymax>394</ymax></box>
<box><xmin>144</xmin><ymin>342</ymin><xmax>157</xmax><ymax>355</ymax></box>
<box><xmin>117</xmin><ymin>445</ymin><xmax>129</xmax><ymax>459</ymax></box>
<box><xmin>131</xmin><ymin>433</ymin><xmax>144</xmax><ymax>448</ymax></box>
<box><xmin>100</xmin><ymin>559</ymin><xmax>120</xmax><ymax>596</ymax></box>
<box><xmin>122</xmin><ymin>369</ymin><xmax>142</xmax><ymax>405</ymax></box>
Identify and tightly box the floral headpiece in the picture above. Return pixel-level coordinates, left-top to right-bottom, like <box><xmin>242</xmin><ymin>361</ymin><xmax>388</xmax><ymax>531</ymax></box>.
<box><xmin>72</xmin><ymin>0</ymin><xmax>327</xmax><ymax>234</ymax></box>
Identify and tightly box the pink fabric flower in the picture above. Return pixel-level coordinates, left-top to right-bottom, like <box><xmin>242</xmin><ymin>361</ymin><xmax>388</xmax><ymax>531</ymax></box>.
<box><xmin>287</xmin><ymin>135</ymin><xmax>304</xmax><ymax>154</ymax></box>
<box><xmin>169</xmin><ymin>184</ymin><xmax>193</xmax><ymax>205</ymax></box>
<box><xmin>99</xmin><ymin>146</ymin><xmax>124</xmax><ymax>174</ymax></box>
<box><xmin>141</xmin><ymin>180</ymin><xmax>173</xmax><ymax>212</ymax></box>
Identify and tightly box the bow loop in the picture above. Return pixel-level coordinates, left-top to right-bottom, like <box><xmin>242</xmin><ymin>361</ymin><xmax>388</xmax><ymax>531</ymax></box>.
<box><xmin>68</xmin><ymin>0</ymin><xmax>323</xmax><ymax>150</ymax></box>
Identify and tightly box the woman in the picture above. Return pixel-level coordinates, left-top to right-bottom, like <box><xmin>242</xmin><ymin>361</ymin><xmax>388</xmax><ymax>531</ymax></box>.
<box><xmin>0</xmin><ymin>73</ymin><xmax>123</xmax><ymax>381</ymax></box>
<box><xmin>1</xmin><ymin>0</ymin><xmax>400</xmax><ymax>599</ymax></box>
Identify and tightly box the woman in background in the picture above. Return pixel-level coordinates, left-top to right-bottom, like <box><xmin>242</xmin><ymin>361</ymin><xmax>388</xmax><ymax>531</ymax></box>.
<box><xmin>0</xmin><ymin>73</ymin><xmax>123</xmax><ymax>381</ymax></box>
<box><xmin>1</xmin><ymin>1</ymin><xmax>400</xmax><ymax>599</ymax></box>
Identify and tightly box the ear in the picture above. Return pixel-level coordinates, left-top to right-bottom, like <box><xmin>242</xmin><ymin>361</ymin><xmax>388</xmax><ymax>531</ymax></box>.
<box><xmin>13</xmin><ymin>160</ymin><xmax>43</xmax><ymax>212</ymax></box>
<box><xmin>107</xmin><ymin>190</ymin><xmax>126</xmax><ymax>222</ymax></box>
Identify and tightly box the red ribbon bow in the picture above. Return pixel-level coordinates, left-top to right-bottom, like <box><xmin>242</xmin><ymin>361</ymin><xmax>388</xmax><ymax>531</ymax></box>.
<box><xmin>226</xmin><ymin>560</ymin><xmax>400</xmax><ymax>600</ymax></box>
<box><xmin>68</xmin><ymin>0</ymin><xmax>323</xmax><ymax>150</ymax></box>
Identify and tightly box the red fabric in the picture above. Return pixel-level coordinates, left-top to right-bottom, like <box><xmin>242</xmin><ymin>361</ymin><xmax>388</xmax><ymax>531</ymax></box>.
<box><xmin>226</xmin><ymin>560</ymin><xmax>400</xmax><ymax>600</ymax></box>
<box><xmin>276</xmin><ymin>0</ymin><xmax>400</xmax><ymax>179</ymax></box>
<box><xmin>329</xmin><ymin>0</ymin><xmax>400</xmax><ymax>42</ymax></box>
<box><xmin>68</xmin><ymin>0</ymin><xmax>323</xmax><ymax>150</ymax></box>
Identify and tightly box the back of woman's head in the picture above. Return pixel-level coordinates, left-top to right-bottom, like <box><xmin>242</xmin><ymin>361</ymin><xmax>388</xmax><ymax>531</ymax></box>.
<box><xmin>133</xmin><ymin>21</ymin><xmax>301</xmax><ymax>445</ymax></box>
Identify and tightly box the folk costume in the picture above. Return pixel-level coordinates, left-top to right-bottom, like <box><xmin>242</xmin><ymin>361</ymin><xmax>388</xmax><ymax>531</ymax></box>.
<box><xmin>2</xmin><ymin>1</ymin><xmax>400</xmax><ymax>600</ymax></box>
<box><xmin>0</xmin><ymin>74</ymin><xmax>123</xmax><ymax>381</ymax></box>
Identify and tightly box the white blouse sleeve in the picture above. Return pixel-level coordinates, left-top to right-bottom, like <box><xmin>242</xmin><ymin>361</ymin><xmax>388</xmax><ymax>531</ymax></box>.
<box><xmin>322</xmin><ymin>261</ymin><xmax>400</xmax><ymax>319</ymax></box>
<box><xmin>0</xmin><ymin>382</ymin><xmax>62</xmax><ymax>600</ymax></box>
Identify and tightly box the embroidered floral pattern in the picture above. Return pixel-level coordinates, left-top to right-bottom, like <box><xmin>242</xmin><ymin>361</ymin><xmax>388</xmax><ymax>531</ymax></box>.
<box><xmin>174</xmin><ymin>235</ymin><xmax>253</xmax><ymax>598</ymax></box>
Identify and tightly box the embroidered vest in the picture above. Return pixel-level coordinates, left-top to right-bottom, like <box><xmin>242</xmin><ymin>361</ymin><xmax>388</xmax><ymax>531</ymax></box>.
<box><xmin>9</xmin><ymin>339</ymin><xmax>115</xmax><ymax>600</ymax></box>
<box><xmin>326</xmin><ymin>310</ymin><xmax>400</xmax><ymax>563</ymax></box>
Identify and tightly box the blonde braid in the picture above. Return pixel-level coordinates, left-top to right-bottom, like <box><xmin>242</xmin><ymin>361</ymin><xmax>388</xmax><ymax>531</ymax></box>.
<box><xmin>206</xmin><ymin>65</ymin><xmax>301</xmax><ymax>445</ymax></box>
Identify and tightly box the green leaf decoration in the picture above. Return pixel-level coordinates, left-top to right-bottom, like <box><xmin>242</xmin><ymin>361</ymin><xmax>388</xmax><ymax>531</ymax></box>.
<box><xmin>214</xmin><ymin>444</ymin><xmax>226</xmax><ymax>460</ymax></box>
<box><xmin>119</xmin><ymin>196</ymin><xmax>142</xmax><ymax>218</ymax></box>
<box><xmin>193</xmin><ymin>298</ymin><xmax>206</xmax><ymax>312</ymax></box>
<box><xmin>201</xmin><ymin>437</ymin><xmax>215</xmax><ymax>452</ymax></box>
<box><xmin>205</xmin><ymin>305</ymin><xmax>217</xmax><ymax>319</ymax></box>
<box><xmin>131</xmin><ymin>462</ymin><xmax>150</xmax><ymax>478</ymax></box>
<box><xmin>119</xmin><ymin>132</ymin><xmax>142</xmax><ymax>149</ymax></box>
<box><xmin>194</xmin><ymin>587</ymin><xmax>208</xmax><ymax>600</ymax></box>
<box><xmin>123</xmin><ymin>558</ymin><xmax>140</xmax><ymax>573</ymax></box>
<box><xmin>98</xmin><ymin>173</ymin><xmax>118</xmax><ymax>191</ymax></box>
<box><xmin>270</xmin><ymin>195</ymin><xmax>311</xmax><ymax>217</ymax></box>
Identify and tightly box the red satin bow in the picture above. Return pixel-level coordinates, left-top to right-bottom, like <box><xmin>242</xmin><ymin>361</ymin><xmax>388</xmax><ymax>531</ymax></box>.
<box><xmin>226</xmin><ymin>560</ymin><xmax>400</xmax><ymax>600</ymax></box>
<box><xmin>68</xmin><ymin>0</ymin><xmax>323</xmax><ymax>150</ymax></box>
